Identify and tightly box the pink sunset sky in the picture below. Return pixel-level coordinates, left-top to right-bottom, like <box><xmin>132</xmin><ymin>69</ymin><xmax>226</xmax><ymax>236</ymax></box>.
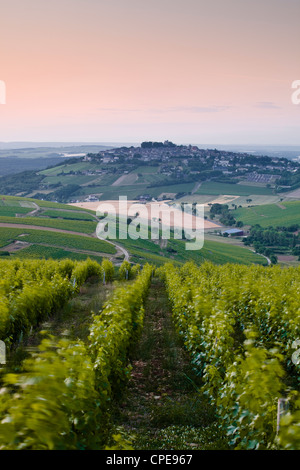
<box><xmin>0</xmin><ymin>0</ymin><xmax>299</xmax><ymax>144</ymax></box>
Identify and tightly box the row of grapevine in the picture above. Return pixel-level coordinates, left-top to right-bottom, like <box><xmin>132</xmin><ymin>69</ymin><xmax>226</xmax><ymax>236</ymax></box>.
<box><xmin>118</xmin><ymin>260</ymin><xmax>141</xmax><ymax>280</ymax></box>
<box><xmin>159</xmin><ymin>261</ymin><xmax>300</xmax><ymax>449</ymax></box>
<box><xmin>179</xmin><ymin>262</ymin><xmax>300</xmax><ymax>376</ymax></box>
<box><xmin>0</xmin><ymin>258</ymin><xmax>114</xmax><ymax>347</ymax></box>
<box><xmin>0</xmin><ymin>263</ymin><xmax>153</xmax><ymax>449</ymax></box>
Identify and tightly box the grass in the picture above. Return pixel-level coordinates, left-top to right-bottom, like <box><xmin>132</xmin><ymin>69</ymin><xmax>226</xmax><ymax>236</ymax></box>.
<box><xmin>112</xmin><ymin>173</ymin><xmax>139</xmax><ymax>186</ymax></box>
<box><xmin>37</xmin><ymin>200</ymin><xmax>95</xmax><ymax>212</ymax></box>
<box><xmin>196</xmin><ymin>181</ymin><xmax>274</xmax><ymax>196</ymax></box>
<box><xmin>7</xmin><ymin>277</ymin><xmax>115</xmax><ymax>370</ymax></box>
<box><xmin>41</xmin><ymin>209</ymin><xmax>96</xmax><ymax>221</ymax></box>
<box><xmin>234</xmin><ymin>200</ymin><xmax>300</xmax><ymax>227</ymax></box>
<box><xmin>85</xmin><ymin>182</ymin><xmax>196</xmax><ymax>200</ymax></box>
<box><xmin>148</xmin><ymin>183</ymin><xmax>196</xmax><ymax>197</ymax></box>
<box><xmin>49</xmin><ymin>279</ymin><xmax>115</xmax><ymax>342</ymax></box>
<box><xmin>39</xmin><ymin>162</ymin><xmax>102</xmax><ymax>176</ymax></box>
<box><xmin>170</xmin><ymin>238</ymin><xmax>267</xmax><ymax>265</ymax></box>
<box><xmin>0</xmin><ymin>206</ymin><xmax>33</xmax><ymax>217</ymax></box>
<box><xmin>0</xmin><ymin>215</ymin><xmax>97</xmax><ymax>234</ymax></box>
<box><xmin>176</xmin><ymin>195</ymin><xmax>216</xmax><ymax>204</ymax></box>
<box><xmin>36</xmin><ymin>161</ymin><xmax>195</xmax><ymax>201</ymax></box>
<box><xmin>121</xmin><ymin>246</ymin><xmax>175</xmax><ymax>267</ymax></box>
<box><xmin>117</xmin><ymin>236</ymin><xmax>267</xmax><ymax>267</ymax></box>
<box><xmin>0</xmin><ymin>227</ymin><xmax>116</xmax><ymax>261</ymax></box>
<box><xmin>0</xmin><ymin>193</ymin><xmax>269</xmax><ymax>266</ymax></box>
<box><xmin>5</xmin><ymin>244</ymin><xmax>103</xmax><ymax>262</ymax></box>
<box><xmin>16</xmin><ymin>229</ymin><xmax>115</xmax><ymax>253</ymax></box>
<box><xmin>230</xmin><ymin>195</ymin><xmax>282</xmax><ymax>207</ymax></box>
<box><xmin>0</xmin><ymin>197</ymin><xmax>36</xmax><ymax>217</ymax></box>
<box><xmin>97</xmin><ymin>185</ymin><xmax>149</xmax><ymax>200</ymax></box>
<box><xmin>42</xmin><ymin>174</ymin><xmax>95</xmax><ymax>185</ymax></box>
<box><xmin>0</xmin><ymin>194</ymin><xmax>266</xmax><ymax>267</ymax></box>
<box><xmin>132</xmin><ymin>166</ymin><xmax>159</xmax><ymax>174</ymax></box>
<box><xmin>0</xmin><ymin>195</ymin><xmax>87</xmax><ymax>211</ymax></box>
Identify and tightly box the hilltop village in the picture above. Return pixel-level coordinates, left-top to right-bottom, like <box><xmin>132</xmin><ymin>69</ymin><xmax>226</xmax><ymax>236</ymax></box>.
<box><xmin>81</xmin><ymin>140</ymin><xmax>299</xmax><ymax>188</ymax></box>
<box><xmin>1</xmin><ymin>141</ymin><xmax>300</xmax><ymax>204</ymax></box>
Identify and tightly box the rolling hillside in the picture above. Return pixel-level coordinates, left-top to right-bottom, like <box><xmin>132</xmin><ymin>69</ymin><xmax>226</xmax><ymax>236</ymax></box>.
<box><xmin>234</xmin><ymin>200</ymin><xmax>300</xmax><ymax>228</ymax></box>
<box><xmin>0</xmin><ymin>195</ymin><xmax>267</xmax><ymax>267</ymax></box>
<box><xmin>0</xmin><ymin>141</ymin><xmax>300</xmax><ymax>268</ymax></box>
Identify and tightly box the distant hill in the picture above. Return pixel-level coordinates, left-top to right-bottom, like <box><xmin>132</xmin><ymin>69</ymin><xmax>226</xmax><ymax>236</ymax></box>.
<box><xmin>1</xmin><ymin>141</ymin><xmax>300</xmax><ymax>204</ymax></box>
<box><xmin>0</xmin><ymin>157</ymin><xmax>70</xmax><ymax>177</ymax></box>
<box><xmin>0</xmin><ymin>142</ymin><xmax>134</xmax><ymax>150</ymax></box>
<box><xmin>0</xmin><ymin>144</ymin><xmax>115</xmax><ymax>159</ymax></box>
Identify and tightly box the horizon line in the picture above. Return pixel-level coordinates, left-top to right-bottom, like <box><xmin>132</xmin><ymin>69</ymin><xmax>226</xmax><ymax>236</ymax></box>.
<box><xmin>1</xmin><ymin>141</ymin><xmax>300</xmax><ymax>148</ymax></box>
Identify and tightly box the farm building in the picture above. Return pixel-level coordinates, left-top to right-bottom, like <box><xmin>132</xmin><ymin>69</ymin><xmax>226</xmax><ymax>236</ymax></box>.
<box><xmin>222</xmin><ymin>228</ymin><xmax>244</xmax><ymax>237</ymax></box>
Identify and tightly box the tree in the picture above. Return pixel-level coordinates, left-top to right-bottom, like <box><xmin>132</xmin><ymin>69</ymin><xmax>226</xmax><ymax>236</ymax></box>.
<box><xmin>270</xmin><ymin>254</ymin><xmax>278</xmax><ymax>265</ymax></box>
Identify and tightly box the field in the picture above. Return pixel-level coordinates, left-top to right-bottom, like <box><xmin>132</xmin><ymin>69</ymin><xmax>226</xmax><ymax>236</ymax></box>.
<box><xmin>11</xmin><ymin>244</ymin><xmax>104</xmax><ymax>262</ymax></box>
<box><xmin>0</xmin><ymin>196</ymin><xmax>120</xmax><ymax>262</ymax></box>
<box><xmin>41</xmin><ymin>209</ymin><xmax>96</xmax><ymax>221</ymax></box>
<box><xmin>0</xmin><ymin>206</ymin><xmax>34</xmax><ymax>217</ymax></box>
<box><xmin>117</xmin><ymin>235</ymin><xmax>267</xmax><ymax>267</ymax></box>
<box><xmin>67</xmin><ymin>199</ymin><xmax>268</xmax><ymax>266</ymax></box>
<box><xmin>195</xmin><ymin>181</ymin><xmax>275</xmax><ymax>196</ymax></box>
<box><xmin>80</xmin><ymin>182</ymin><xmax>197</xmax><ymax>201</ymax></box>
<box><xmin>92</xmin><ymin>185</ymin><xmax>148</xmax><ymax>200</ymax></box>
<box><xmin>0</xmin><ymin>193</ymin><xmax>296</xmax><ymax>268</ymax></box>
<box><xmin>38</xmin><ymin>161</ymin><xmax>109</xmax><ymax>177</ymax></box>
<box><xmin>0</xmin><ymin>227</ymin><xmax>115</xmax><ymax>253</ymax></box>
<box><xmin>0</xmin><ymin>226</ymin><xmax>117</xmax><ymax>264</ymax></box>
<box><xmin>42</xmin><ymin>174</ymin><xmax>96</xmax><ymax>186</ymax></box>
<box><xmin>234</xmin><ymin>200</ymin><xmax>300</xmax><ymax>227</ymax></box>
<box><xmin>0</xmin><ymin>215</ymin><xmax>97</xmax><ymax>234</ymax></box>
<box><xmin>70</xmin><ymin>200</ymin><xmax>220</xmax><ymax>230</ymax></box>
<box><xmin>112</xmin><ymin>173</ymin><xmax>139</xmax><ymax>186</ymax></box>
<box><xmin>0</xmin><ymin>196</ymin><xmax>100</xmax><ymax>233</ymax></box>
<box><xmin>19</xmin><ymin>156</ymin><xmax>259</xmax><ymax>203</ymax></box>
<box><xmin>0</xmin><ymin>195</ymin><xmax>93</xmax><ymax>211</ymax></box>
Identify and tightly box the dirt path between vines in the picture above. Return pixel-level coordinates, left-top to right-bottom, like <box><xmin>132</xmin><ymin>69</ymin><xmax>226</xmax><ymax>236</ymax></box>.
<box><xmin>8</xmin><ymin>278</ymin><xmax>115</xmax><ymax>368</ymax></box>
<box><xmin>113</xmin><ymin>278</ymin><xmax>228</xmax><ymax>450</ymax></box>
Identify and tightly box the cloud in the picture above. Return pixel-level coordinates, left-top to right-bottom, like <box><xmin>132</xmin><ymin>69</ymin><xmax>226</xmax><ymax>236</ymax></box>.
<box><xmin>95</xmin><ymin>108</ymin><xmax>140</xmax><ymax>113</ymax></box>
<box><xmin>255</xmin><ymin>101</ymin><xmax>281</xmax><ymax>109</ymax></box>
<box><xmin>169</xmin><ymin>106</ymin><xmax>232</xmax><ymax>113</ymax></box>
<box><xmin>95</xmin><ymin>105</ymin><xmax>232</xmax><ymax>114</ymax></box>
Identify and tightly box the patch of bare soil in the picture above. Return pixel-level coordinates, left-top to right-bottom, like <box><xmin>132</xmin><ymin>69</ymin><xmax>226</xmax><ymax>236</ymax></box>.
<box><xmin>0</xmin><ymin>240</ymin><xmax>31</xmax><ymax>252</ymax></box>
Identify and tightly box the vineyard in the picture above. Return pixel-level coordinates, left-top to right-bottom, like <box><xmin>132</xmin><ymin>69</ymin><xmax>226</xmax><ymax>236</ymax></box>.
<box><xmin>0</xmin><ymin>258</ymin><xmax>299</xmax><ymax>450</ymax></box>
<box><xmin>0</xmin><ymin>258</ymin><xmax>151</xmax><ymax>449</ymax></box>
<box><xmin>159</xmin><ymin>262</ymin><xmax>300</xmax><ymax>450</ymax></box>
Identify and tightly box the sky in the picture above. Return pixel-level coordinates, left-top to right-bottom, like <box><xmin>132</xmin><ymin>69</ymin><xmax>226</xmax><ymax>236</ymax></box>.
<box><xmin>0</xmin><ymin>0</ymin><xmax>300</xmax><ymax>145</ymax></box>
